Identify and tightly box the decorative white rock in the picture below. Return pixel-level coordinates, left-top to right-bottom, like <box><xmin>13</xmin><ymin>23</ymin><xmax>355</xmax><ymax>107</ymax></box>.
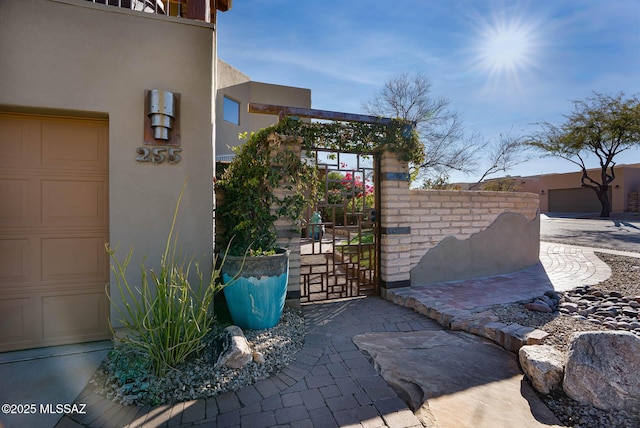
<box><xmin>214</xmin><ymin>325</ymin><xmax>253</xmax><ymax>369</ymax></box>
<box><xmin>252</xmin><ymin>351</ymin><xmax>266</xmax><ymax>364</ymax></box>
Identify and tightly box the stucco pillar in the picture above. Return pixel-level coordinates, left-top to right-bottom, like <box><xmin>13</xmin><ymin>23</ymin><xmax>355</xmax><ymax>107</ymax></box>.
<box><xmin>379</xmin><ymin>150</ymin><xmax>412</xmax><ymax>294</ymax></box>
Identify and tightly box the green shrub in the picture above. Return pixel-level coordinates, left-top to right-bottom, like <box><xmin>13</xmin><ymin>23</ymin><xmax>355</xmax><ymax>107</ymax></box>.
<box><xmin>216</xmin><ymin>121</ymin><xmax>320</xmax><ymax>256</ymax></box>
<box><xmin>480</xmin><ymin>178</ymin><xmax>520</xmax><ymax>192</ymax></box>
<box><xmin>106</xmin><ymin>184</ymin><xmax>225</xmax><ymax>376</ymax></box>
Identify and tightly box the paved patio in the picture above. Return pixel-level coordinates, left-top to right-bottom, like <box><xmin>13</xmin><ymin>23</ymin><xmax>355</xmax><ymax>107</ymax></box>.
<box><xmin>57</xmin><ymin>298</ymin><xmax>434</xmax><ymax>428</ymax></box>
<box><xmin>386</xmin><ymin>242</ymin><xmax>614</xmax><ymax>317</ymax></box>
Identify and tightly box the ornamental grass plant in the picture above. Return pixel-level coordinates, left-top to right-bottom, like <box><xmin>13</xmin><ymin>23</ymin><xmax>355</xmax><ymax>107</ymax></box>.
<box><xmin>106</xmin><ymin>184</ymin><xmax>225</xmax><ymax>376</ymax></box>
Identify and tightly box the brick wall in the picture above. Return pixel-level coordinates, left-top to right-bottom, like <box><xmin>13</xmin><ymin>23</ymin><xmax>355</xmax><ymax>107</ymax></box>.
<box><xmin>408</xmin><ymin>189</ymin><xmax>539</xmax><ymax>269</ymax></box>
<box><xmin>273</xmin><ymin>201</ymin><xmax>301</xmax><ymax>310</ymax></box>
<box><xmin>219</xmin><ymin>144</ymin><xmax>540</xmax><ymax>305</ymax></box>
<box><xmin>378</xmin><ymin>152</ymin><xmax>540</xmax><ymax>291</ymax></box>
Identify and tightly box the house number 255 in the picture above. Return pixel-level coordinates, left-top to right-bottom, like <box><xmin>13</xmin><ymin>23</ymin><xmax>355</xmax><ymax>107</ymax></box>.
<box><xmin>136</xmin><ymin>147</ymin><xmax>182</xmax><ymax>164</ymax></box>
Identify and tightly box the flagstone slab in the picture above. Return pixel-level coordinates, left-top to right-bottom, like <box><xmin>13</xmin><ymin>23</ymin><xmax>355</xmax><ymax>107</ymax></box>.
<box><xmin>353</xmin><ymin>330</ymin><xmax>562</xmax><ymax>428</ymax></box>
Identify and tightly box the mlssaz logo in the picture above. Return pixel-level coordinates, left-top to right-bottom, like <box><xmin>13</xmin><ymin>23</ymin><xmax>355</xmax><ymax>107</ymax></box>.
<box><xmin>40</xmin><ymin>403</ymin><xmax>87</xmax><ymax>414</ymax></box>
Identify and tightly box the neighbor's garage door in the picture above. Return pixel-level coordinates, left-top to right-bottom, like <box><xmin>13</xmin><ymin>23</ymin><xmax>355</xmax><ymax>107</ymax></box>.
<box><xmin>0</xmin><ymin>113</ymin><xmax>110</xmax><ymax>352</ymax></box>
<box><xmin>548</xmin><ymin>187</ymin><xmax>611</xmax><ymax>213</ymax></box>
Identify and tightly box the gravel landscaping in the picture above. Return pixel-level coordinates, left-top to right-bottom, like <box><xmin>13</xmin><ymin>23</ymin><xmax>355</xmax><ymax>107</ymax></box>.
<box><xmin>490</xmin><ymin>252</ymin><xmax>640</xmax><ymax>428</ymax></box>
<box><xmin>89</xmin><ymin>307</ymin><xmax>305</xmax><ymax>406</ymax></box>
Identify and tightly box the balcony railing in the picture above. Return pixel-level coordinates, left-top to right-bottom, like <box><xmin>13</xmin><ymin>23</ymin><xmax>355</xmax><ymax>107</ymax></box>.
<box><xmin>85</xmin><ymin>0</ymin><xmax>231</xmax><ymax>23</ymax></box>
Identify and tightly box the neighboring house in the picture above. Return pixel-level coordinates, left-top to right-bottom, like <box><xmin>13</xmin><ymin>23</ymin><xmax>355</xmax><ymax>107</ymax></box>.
<box><xmin>472</xmin><ymin>163</ymin><xmax>640</xmax><ymax>213</ymax></box>
<box><xmin>216</xmin><ymin>59</ymin><xmax>312</xmax><ymax>161</ymax></box>
<box><xmin>0</xmin><ymin>0</ymin><xmax>230</xmax><ymax>352</ymax></box>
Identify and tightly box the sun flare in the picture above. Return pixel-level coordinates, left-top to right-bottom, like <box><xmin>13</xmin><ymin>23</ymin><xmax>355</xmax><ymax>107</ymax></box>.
<box><xmin>471</xmin><ymin>9</ymin><xmax>543</xmax><ymax>93</ymax></box>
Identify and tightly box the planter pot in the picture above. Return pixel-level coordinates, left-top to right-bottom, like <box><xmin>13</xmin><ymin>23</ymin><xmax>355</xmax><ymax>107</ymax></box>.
<box><xmin>221</xmin><ymin>249</ymin><xmax>290</xmax><ymax>330</ymax></box>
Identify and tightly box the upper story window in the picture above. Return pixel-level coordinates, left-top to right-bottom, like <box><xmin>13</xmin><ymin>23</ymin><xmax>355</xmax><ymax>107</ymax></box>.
<box><xmin>223</xmin><ymin>96</ymin><xmax>240</xmax><ymax>125</ymax></box>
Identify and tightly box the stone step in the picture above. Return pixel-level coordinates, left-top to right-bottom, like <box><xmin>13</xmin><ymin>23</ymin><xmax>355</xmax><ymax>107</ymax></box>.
<box><xmin>385</xmin><ymin>287</ymin><xmax>549</xmax><ymax>352</ymax></box>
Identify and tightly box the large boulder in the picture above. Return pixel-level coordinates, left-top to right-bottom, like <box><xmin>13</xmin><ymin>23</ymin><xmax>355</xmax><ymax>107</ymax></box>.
<box><xmin>213</xmin><ymin>325</ymin><xmax>253</xmax><ymax>369</ymax></box>
<box><xmin>563</xmin><ymin>331</ymin><xmax>640</xmax><ymax>414</ymax></box>
<box><xmin>519</xmin><ymin>345</ymin><xmax>564</xmax><ymax>395</ymax></box>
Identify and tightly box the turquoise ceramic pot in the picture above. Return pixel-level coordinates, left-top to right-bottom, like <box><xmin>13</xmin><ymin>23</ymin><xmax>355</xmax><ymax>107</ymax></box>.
<box><xmin>221</xmin><ymin>249</ymin><xmax>289</xmax><ymax>330</ymax></box>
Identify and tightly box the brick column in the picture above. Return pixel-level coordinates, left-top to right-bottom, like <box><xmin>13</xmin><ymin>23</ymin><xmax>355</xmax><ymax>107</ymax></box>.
<box><xmin>270</xmin><ymin>133</ymin><xmax>302</xmax><ymax>310</ymax></box>
<box><xmin>378</xmin><ymin>151</ymin><xmax>412</xmax><ymax>294</ymax></box>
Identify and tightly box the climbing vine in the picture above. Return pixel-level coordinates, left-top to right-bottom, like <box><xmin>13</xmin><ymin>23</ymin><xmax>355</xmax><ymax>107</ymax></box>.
<box><xmin>267</xmin><ymin>116</ymin><xmax>424</xmax><ymax>164</ymax></box>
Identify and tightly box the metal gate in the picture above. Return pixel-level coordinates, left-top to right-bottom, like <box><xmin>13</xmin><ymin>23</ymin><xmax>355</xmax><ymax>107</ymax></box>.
<box><xmin>300</xmin><ymin>148</ymin><xmax>378</xmax><ymax>302</ymax></box>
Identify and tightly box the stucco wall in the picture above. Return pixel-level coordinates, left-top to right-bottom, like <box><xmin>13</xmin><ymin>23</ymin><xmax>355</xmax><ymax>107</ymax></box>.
<box><xmin>408</xmin><ymin>190</ymin><xmax>540</xmax><ymax>285</ymax></box>
<box><xmin>0</xmin><ymin>0</ymin><xmax>216</xmax><ymax>324</ymax></box>
<box><xmin>217</xmin><ymin>59</ymin><xmax>251</xmax><ymax>89</ymax></box>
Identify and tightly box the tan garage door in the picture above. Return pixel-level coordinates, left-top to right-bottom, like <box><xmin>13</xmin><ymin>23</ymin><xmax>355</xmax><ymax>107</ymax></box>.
<box><xmin>548</xmin><ymin>187</ymin><xmax>612</xmax><ymax>213</ymax></box>
<box><xmin>0</xmin><ymin>113</ymin><xmax>110</xmax><ymax>352</ymax></box>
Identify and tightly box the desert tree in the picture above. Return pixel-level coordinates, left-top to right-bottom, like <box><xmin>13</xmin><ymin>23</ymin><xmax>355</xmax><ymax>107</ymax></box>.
<box><xmin>527</xmin><ymin>92</ymin><xmax>640</xmax><ymax>217</ymax></box>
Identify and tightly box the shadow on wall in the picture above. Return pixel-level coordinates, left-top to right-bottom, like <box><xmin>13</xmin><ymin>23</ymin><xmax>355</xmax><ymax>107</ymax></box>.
<box><xmin>411</xmin><ymin>212</ymin><xmax>540</xmax><ymax>285</ymax></box>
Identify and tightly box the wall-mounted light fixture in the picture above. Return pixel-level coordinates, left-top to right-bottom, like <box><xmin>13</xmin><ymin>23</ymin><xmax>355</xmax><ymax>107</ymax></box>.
<box><xmin>541</xmin><ymin>190</ymin><xmax>546</xmax><ymax>195</ymax></box>
<box><xmin>143</xmin><ymin>89</ymin><xmax>180</xmax><ymax>146</ymax></box>
<box><xmin>148</xmin><ymin>89</ymin><xmax>175</xmax><ymax>140</ymax></box>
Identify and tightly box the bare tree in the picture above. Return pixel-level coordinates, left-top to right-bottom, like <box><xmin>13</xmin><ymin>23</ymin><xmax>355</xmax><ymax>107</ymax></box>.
<box><xmin>527</xmin><ymin>92</ymin><xmax>640</xmax><ymax>217</ymax></box>
<box><xmin>470</xmin><ymin>133</ymin><xmax>531</xmax><ymax>189</ymax></box>
<box><xmin>363</xmin><ymin>71</ymin><xmax>528</xmax><ymax>183</ymax></box>
<box><xmin>363</xmin><ymin>71</ymin><xmax>478</xmax><ymax>178</ymax></box>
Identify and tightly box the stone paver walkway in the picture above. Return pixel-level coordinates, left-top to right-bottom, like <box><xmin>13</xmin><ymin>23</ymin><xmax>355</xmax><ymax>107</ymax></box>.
<box><xmin>540</xmin><ymin>242</ymin><xmax>612</xmax><ymax>290</ymax></box>
<box><xmin>54</xmin><ymin>242</ymin><xmax>636</xmax><ymax>428</ymax></box>
<box><xmin>389</xmin><ymin>242</ymin><xmax>613</xmax><ymax>316</ymax></box>
<box><xmin>58</xmin><ymin>298</ymin><xmax>440</xmax><ymax>428</ymax></box>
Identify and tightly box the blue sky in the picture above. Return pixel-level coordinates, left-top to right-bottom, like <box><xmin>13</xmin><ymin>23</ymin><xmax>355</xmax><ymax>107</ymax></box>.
<box><xmin>217</xmin><ymin>0</ymin><xmax>640</xmax><ymax>182</ymax></box>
